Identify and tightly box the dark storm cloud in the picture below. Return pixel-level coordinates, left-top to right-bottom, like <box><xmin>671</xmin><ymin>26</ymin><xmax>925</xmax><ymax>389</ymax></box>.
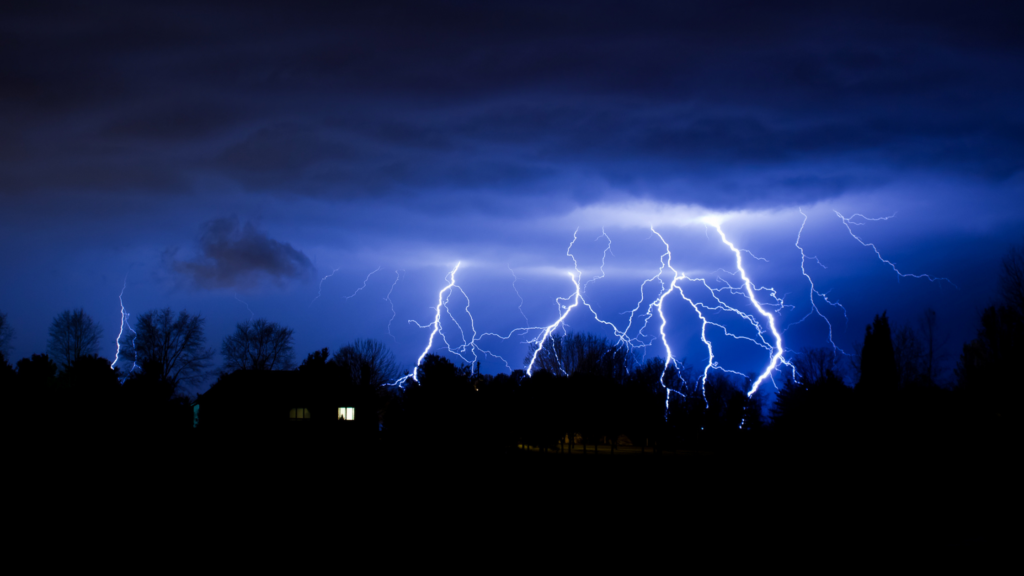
<box><xmin>170</xmin><ymin>217</ymin><xmax>314</xmax><ymax>289</ymax></box>
<box><xmin>2</xmin><ymin>0</ymin><xmax>1022</xmax><ymax>384</ymax></box>
<box><xmin>0</xmin><ymin>1</ymin><xmax>1021</xmax><ymax>210</ymax></box>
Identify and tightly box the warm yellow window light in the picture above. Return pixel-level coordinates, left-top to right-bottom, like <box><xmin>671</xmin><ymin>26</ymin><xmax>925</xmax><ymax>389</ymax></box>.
<box><xmin>338</xmin><ymin>407</ymin><xmax>355</xmax><ymax>421</ymax></box>
<box><xmin>289</xmin><ymin>408</ymin><xmax>311</xmax><ymax>419</ymax></box>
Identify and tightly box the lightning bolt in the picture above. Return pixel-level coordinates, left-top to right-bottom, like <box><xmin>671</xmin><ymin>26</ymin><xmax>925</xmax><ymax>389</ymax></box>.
<box><xmin>234</xmin><ymin>294</ymin><xmax>255</xmax><ymax>321</ymax></box>
<box><xmin>613</xmin><ymin>230</ymin><xmax>675</xmax><ymax>363</ymax></box>
<box><xmin>441</xmin><ymin>278</ymin><xmax>481</xmax><ymax>369</ymax></box>
<box><xmin>741</xmin><ymin>249</ymin><xmax>769</xmax><ymax>263</ymax></box>
<box><xmin>705</xmin><ymin>219</ymin><xmax>792</xmax><ymax>396</ymax></box>
<box><xmin>525</xmin><ymin>270</ymin><xmax>582</xmax><ymax>376</ymax></box>
<box><xmin>643</xmin><ymin>228</ymin><xmax>748</xmax><ymax>410</ymax></box>
<box><xmin>787</xmin><ymin>208</ymin><xmax>849</xmax><ymax>363</ymax></box>
<box><xmin>311</xmin><ymin>267</ymin><xmax>342</xmax><ymax>305</ymax></box>
<box><xmin>508</xmin><ymin>264</ymin><xmax>529</xmax><ymax>324</ymax></box>
<box><xmin>395</xmin><ymin>262</ymin><xmax>463</xmax><ymax>385</ymax></box>
<box><xmin>111</xmin><ymin>276</ymin><xmax>139</xmax><ymax>379</ymax></box>
<box><xmin>835</xmin><ymin>210</ymin><xmax>955</xmax><ymax>286</ymax></box>
<box><xmin>384</xmin><ymin>270</ymin><xmax>402</xmax><ymax>341</ymax></box>
<box><xmin>517</xmin><ymin>225</ymin><xmax>773</xmax><ymax>408</ymax></box>
<box><xmin>523</xmin><ymin>229</ymin><xmax>637</xmax><ymax>376</ymax></box>
<box><xmin>645</xmin><ymin>228</ymin><xmax>688</xmax><ymax>403</ymax></box>
<box><xmin>385</xmin><ymin>210</ymin><xmax>943</xmax><ymax>408</ymax></box>
<box><xmin>593</xmin><ymin>227</ymin><xmax>759</xmax><ymax>409</ymax></box>
<box><xmin>345</xmin><ymin>266</ymin><xmax>383</xmax><ymax>299</ymax></box>
<box><xmin>112</xmin><ymin>277</ymin><xmax>129</xmax><ymax>370</ymax></box>
<box><xmin>583</xmin><ymin>227</ymin><xmax>614</xmax><ymax>294</ymax></box>
<box><xmin>395</xmin><ymin>262</ymin><xmax>533</xmax><ymax>384</ymax></box>
<box><xmin>385</xmin><ymin>225</ymin><xmax>781</xmax><ymax>393</ymax></box>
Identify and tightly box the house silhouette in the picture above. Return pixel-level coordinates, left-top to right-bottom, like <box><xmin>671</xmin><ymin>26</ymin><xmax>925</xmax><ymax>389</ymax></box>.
<box><xmin>193</xmin><ymin>369</ymin><xmax>378</xmax><ymax>446</ymax></box>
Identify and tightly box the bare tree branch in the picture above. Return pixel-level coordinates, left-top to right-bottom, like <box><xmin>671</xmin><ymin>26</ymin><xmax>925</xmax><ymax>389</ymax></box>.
<box><xmin>526</xmin><ymin>332</ymin><xmax>630</xmax><ymax>380</ymax></box>
<box><xmin>333</xmin><ymin>339</ymin><xmax>400</xmax><ymax>388</ymax></box>
<box><xmin>132</xmin><ymin>308</ymin><xmax>214</xmax><ymax>387</ymax></box>
<box><xmin>221</xmin><ymin>318</ymin><xmax>295</xmax><ymax>371</ymax></box>
<box><xmin>47</xmin><ymin>308</ymin><xmax>102</xmax><ymax>369</ymax></box>
<box><xmin>794</xmin><ymin>347</ymin><xmax>840</xmax><ymax>384</ymax></box>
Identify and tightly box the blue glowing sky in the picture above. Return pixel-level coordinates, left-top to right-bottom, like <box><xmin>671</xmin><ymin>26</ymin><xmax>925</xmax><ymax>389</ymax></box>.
<box><xmin>1</xmin><ymin>1</ymin><xmax>1021</xmax><ymax>393</ymax></box>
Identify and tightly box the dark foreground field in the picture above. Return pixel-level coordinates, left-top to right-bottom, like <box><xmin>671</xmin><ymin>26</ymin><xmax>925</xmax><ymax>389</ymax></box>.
<box><xmin>9</xmin><ymin>436</ymin><xmax>1016</xmax><ymax>572</ymax></box>
<box><xmin>13</xmin><ymin>433</ymin><xmax>1012</xmax><ymax>534</ymax></box>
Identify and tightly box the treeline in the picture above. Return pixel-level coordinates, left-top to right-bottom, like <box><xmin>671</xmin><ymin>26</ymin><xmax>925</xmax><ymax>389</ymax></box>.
<box><xmin>0</xmin><ymin>244</ymin><xmax>1020</xmax><ymax>456</ymax></box>
<box><xmin>769</xmin><ymin>244</ymin><xmax>1022</xmax><ymax>455</ymax></box>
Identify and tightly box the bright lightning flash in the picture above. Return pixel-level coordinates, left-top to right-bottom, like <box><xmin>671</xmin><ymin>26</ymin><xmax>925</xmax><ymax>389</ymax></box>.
<box><xmin>395</xmin><ymin>262</ymin><xmax>463</xmax><ymax>384</ymax></box>
<box><xmin>385</xmin><ymin>208</ymin><xmax>945</xmax><ymax>405</ymax></box>
<box><xmin>111</xmin><ymin>277</ymin><xmax>139</xmax><ymax>379</ymax></box>
<box><xmin>705</xmin><ymin>219</ymin><xmax>793</xmax><ymax>396</ymax></box>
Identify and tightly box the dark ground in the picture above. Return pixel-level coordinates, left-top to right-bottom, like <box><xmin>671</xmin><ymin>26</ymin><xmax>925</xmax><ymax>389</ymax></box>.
<box><xmin>14</xmin><ymin>434</ymin><xmax>1012</xmax><ymax>532</ymax></box>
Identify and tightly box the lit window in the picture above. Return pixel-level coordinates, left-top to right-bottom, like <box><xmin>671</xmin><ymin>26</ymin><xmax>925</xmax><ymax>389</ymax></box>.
<box><xmin>289</xmin><ymin>408</ymin><xmax>311</xmax><ymax>419</ymax></box>
<box><xmin>338</xmin><ymin>407</ymin><xmax>355</xmax><ymax>421</ymax></box>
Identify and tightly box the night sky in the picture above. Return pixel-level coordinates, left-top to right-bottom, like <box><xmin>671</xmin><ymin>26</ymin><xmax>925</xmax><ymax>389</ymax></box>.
<box><xmin>2</xmin><ymin>1</ymin><xmax>1021</xmax><ymax>395</ymax></box>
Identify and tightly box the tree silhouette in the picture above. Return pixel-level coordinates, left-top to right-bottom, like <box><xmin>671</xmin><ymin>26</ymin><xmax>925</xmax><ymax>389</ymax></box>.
<box><xmin>16</xmin><ymin>354</ymin><xmax>58</xmax><ymax>387</ymax></box>
<box><xmin>47</xmin><ymin>308</ymin><xmax>102</xmax><ymax>370</ymax></box>
<box><xmin>793</xmin><ymin>347</ymin><xmax>840</xmax><ymax>385</ymax></box>
<box><xmin>892</xmin><ymin>323</ymin><xmax>923</xmax><ymax>387</ymax></box>
<box><xmin>119</xmin><ymin>359</ymin><xmax>194</xmax><ymax>438</ymax></box>
<box><xmin>132</xmin><ymin>308</ymin><xmax>214</xmax><ymax>390</ymax></box>
<box><xmin>59</xmin><ymin>354</ymin><xmax>121</xmax><ymax>396</ymax></box>
<box><xmin>333</xmin><ymin>339</ymin><xmax>400</xmax><ymax>389</ymax></box>
<box><xmin>0</xmin><ymin>310</ymin><xmax>13</xmax><ymax>358</ymax></box>
<box><xmin>298</xmin><ymin>347</ymin><xmax>333</xmax><ymax>373</ymax></box>
<box><xmin>772</xmin><ymin>369</ymin><xmax>854</xmax><ymax>439</ymax></box>
<box><xmin>526</xmin><ymin>332</ymin><xmax>629</xmax><ymax>380</ymax></box>
<box><xmin>0</xmin><ymin>352</ymin><xmax>15</xmax><ymax>386</ymax></box>
<box><xmin>917</xmin><ymin>308</ymin><xmax>948</xmax><ymax>385</ymax></box>
<box><xmin>397</xmin><ymin>354</ymin><xmax>475</xmax><ymax>451</ymax></box>
<box><xmin>123</xmin><ymin>359</ymin><xmax>176</xmax><ymax>402</ymax></box>
<box><xmin>957</xmin><ymin>242</ymin><xmax>1024</xmax><ymax>434</ymax></box>
<box><xmin>956</xmin><ymin>244</ymin><xmax>1023</xmax><ymax>438</ymax></box>
<box><xmin>12</xmin><ymin>354</ymin><xmax>58</xmax><ymax>433</ymax></box>
<box><xmin>475</xmin><ymin>370</ymin><xmax>524</xmax><ymax>452</ymax></box>
<box><xmin>622</xmin><ymin>358</ymin><xmax>672</xmax><ymax>449</ymax></box>
<box><xmin>221</xmin><ymin>318</ymin><xmax>296</xmax><ymax>371</ymax></box>
<box><xmin>519</xmin><ymin>369</ymin><xmax>568</xmax><ymax>451</ymax></box>
<box><xmin>857</xmin><ymin>312</ymin><xmax>898</xmax><ymax>396</ymax></box>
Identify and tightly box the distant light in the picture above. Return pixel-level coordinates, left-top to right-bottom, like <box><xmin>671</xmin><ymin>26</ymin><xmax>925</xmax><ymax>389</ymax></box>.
<box><xmin>338</xmin><ymin>407</ymin><xmax>354</xmax><ymax>421</ymax></box>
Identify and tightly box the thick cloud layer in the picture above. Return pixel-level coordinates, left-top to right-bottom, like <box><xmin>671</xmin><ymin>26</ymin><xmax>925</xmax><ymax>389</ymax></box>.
<box><xmin>171</xmin><ymin>218</ymin><xmax>314</xmax><ymax>289</ymax></box>
<box><xmin>0</xmin><ymin>1</ymin><xmax>1021</xmax><ymax>386</ymax></box>
<box><xmin>1</xmin><ymin>1</ymin><xmax>1020</xmax><ymax>212</ymax></box>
